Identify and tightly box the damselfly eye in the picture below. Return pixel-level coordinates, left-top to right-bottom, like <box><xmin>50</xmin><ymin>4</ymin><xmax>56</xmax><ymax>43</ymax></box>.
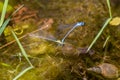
<box><xmin>75</xmin><ymin>22</ymin><xmax>85</xmax><ymax>27</ymax></box>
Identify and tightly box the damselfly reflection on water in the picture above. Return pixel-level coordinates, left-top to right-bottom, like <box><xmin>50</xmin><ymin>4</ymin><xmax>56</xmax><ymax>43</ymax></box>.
<box><xmin>29</xmin><ymin>22</ymin><xmax>85</xmax><ymax>45</ymax></box>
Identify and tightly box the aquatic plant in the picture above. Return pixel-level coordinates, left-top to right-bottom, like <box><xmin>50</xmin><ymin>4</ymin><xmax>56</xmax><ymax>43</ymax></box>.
<box><xmin>11</xmin><ymin>30</ymin><xmax>34</xmax><ymax>80</ymax></box>
<box><xmin>0</xmin><ymin>1</ymin><xmax>33</xmax><ymax>79</ymax></box>
<box><xmin>0</xmin><ymin>0</ymin><xmax>9</xmax><ymax>27</ymax></box>
<box><xmin>0</xmin><ymin>3</ymin><xmax>24</xmax><ymax>35</ymax></box>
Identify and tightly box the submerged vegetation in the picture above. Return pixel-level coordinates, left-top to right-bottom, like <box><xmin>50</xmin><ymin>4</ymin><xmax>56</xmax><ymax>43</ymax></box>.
<box><xmin>0</xmin><ymin>0</ymin><xmax>120</xmax><ymax>80</ymax></box>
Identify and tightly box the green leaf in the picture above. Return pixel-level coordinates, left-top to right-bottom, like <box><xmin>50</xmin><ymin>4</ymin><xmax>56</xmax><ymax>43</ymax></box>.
<box><xmin>0</xmin><ymin>17</ymin><xmax>10</xmax><ymax>35</ymax></box>
<box><xmin>0</xmin><ymin>0</ymin><xmax>9</xmax><ymax>27</ymax></box>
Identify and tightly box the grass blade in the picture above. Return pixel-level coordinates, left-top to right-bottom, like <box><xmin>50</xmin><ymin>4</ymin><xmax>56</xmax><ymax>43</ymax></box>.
<box><xmin>103</xmin><ymin>35</ymin><xmax>110</xmax><ymax>48</ymax></box>
<box><xmin>11</xmin><ymin>4</ymin><xmax>24</xmax><ymax>16</ymax></box>
<box><xmin>13</xmin><ymin>66</ymin><xmax>34</xmax><ymax>80</ymax></box>
<box><xmin>0</xmin><ymin>0</ymin><xmax>9</xmax><ymax>27</ymax></box>
<box><xmin>11</xmin><ymin>30</ymin><xmax>33</xmax><ymax>67</ymax></box>
<box><xmin>11</xmin><ymin>30</ymin><xmax>34</xmax><ymax>80</ymax></box>
<box><xmin>0</xmin><ymin>17</ymin><xmax>10</xmax><ymax>35</ymax></box>
<box><xmin>87</xmin><ymin>18</ymin><xmax>112</xmax><ymax>52</ymax></box>
<box><xmin>107</xmin><ymin>0</ymin><xmax>112</xmax><ymax>18</ymax></box>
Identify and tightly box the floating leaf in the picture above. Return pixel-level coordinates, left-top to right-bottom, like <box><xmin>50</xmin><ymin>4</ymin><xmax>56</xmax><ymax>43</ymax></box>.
<box><xmin>109</xmin><ymin>17</ymin><xmax>120</xmax><ymax>26</ymax></box>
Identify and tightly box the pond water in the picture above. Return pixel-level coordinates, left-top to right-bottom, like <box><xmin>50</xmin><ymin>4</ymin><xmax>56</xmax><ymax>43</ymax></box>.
<box><xmin>0</xmin><ymin>0</ymin><xmax>120</xmax><ymax>80</ymax></box>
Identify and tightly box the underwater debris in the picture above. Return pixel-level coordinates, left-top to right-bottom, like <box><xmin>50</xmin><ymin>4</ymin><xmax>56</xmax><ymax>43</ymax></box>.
<box><xmin>37</xmin><ymin>18</ymin><xmax>54</xmax><ymax>30</ymax></box>
<box><xmin>77</xmin><ymin>47</ymin><xmax>95</xmax><ymax>56</ymax></box>
<box><xmin>11</xmin><ymin>4</ymin><xmax>38</xmax><ymax>23</ymax></box>
<box><xmin>87</xmin><ymin>63</ymin><xmax>119</xmax><ymax>78</ymax></box>
<box><xmin>60</xmin><ymin>43</ymin><xmax>95</xmax><ymax>57</ymax></box>
<box><xmin>60</xmin><ymin>43</ymin><xmax>77</xmax><ymax>56</ymax></box>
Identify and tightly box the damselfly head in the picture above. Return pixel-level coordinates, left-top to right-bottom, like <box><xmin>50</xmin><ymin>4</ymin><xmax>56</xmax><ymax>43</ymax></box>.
<box><xmin>76</xmin><ymin>22</ymin><xmax>85</xmax><ymax>27</ymax></box>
